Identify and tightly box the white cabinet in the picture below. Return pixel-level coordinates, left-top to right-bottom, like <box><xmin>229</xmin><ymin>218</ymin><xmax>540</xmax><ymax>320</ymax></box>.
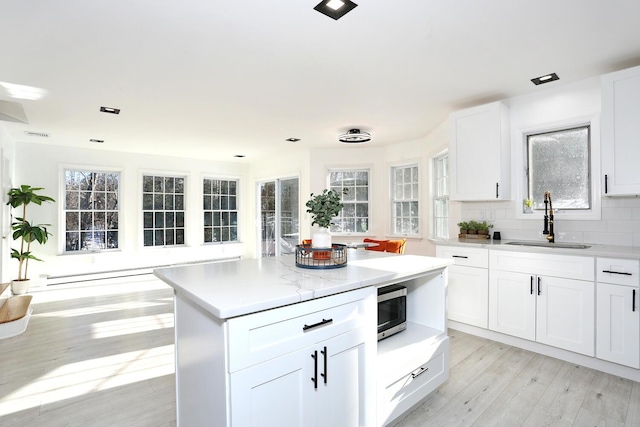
<box><xmin>596</xmin><ymin>257</ymin><xmax>640</xmax><ymax>368</ymax></box>
<box><xmin>449</xmin><ymin>101</ymin><xmax>510</xmax><ymax>201</ymax></box>
<box><xmin>489</xmin><ymin>251</ymin><xmax>595</xmax><ymax>356</ymax></box>
<box><xmin>602</xmin><ymin>65</ymin><xmax>640</xmax><ymax>195</ymax></box>
<box><xmin>436</xmin><ymin>246</ymin><xmax>489</xmax><ymax>328</ymax></box>
<box><xmin>230</xmin><ymin>328</ymin><xmax>368</xmax><ymax>427</ymax></box>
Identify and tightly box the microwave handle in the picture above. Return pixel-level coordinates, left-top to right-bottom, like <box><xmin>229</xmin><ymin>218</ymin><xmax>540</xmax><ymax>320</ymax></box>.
<box><xmin>378</xmin><ymin>289</ymin><xmax>407</xmax><ymax>303</ymax></box>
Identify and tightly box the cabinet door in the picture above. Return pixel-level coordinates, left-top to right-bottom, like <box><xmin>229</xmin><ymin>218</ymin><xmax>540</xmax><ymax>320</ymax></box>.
<box><xmin>596</xmin><ymin>283</ymin><xmax>640</xmax><ymax>368</ymax></box>
<box><xmin>318</xmin><ymin>328</ymin><xmax>371</xmax><ymax>427</ymax></box>
<box><xmin>448</xmin><ymin>265</ymin><xmax>489</xmax><ymax>328</ymax></box>
<box><xmin>536</xmin><ymin>276</ymin><xmax>595</xmax><ymax>356</ymax></box>
<box><xmin>449</xmin><ymin>101</ymin><xmax>510</xmax><ymax>201</ymax></box>
<box><xmin>230</xmin><ymin>346</ymin><xmax>316</xmax><ymax>427</ymax></box>
<box><xmin>602</xmin><ymin>65</ymin><xmax>640</xmax><ymax>195</ymax></box>
<box><xmin>488</xmin><ymin>270</ymin><xmax>535</xmax><ymax>340</ymax></box>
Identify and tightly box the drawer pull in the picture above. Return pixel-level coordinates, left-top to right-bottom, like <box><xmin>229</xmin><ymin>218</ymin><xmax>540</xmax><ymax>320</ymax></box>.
<box><xmin>452</xmin><ymin>255</ymin><xmax>468</xmax><ymax>259</ymax></box>
<box><xmin>634</xmin><ymin>289</ymin><xmax>637</xmax><ymax>313</ymax></box>
<box><xmin>530</xmin><ymin>276</ymin><xmax>533</xmax><ymax>295</ymax></box>
<box><xmin>303</xmin><ymin>318</ymin><xmax>333</xmax><ymax>331</ymax></box>
<box><xmin>311</xmin><ymin>351</ymin><xmax>318</xmax><ymax>389</ymax></box>
<box><xmin>602</xmin><ymin>270</ymin><xmax>632</xmax><ymax>276</ymax></box>
<box><xmin>537</xmin><ymin>276</ymin><xmax>541</xmax><ymax>296</ymax></box>
<box><xmin>411</xmin><ymin>366</ymin><xmax>429</xmax><ymax>379</ymax></box>
<box><xmin>321</xmin><ymin>346</ymin><xmax>327</xmax><ymax>384</ymax></box>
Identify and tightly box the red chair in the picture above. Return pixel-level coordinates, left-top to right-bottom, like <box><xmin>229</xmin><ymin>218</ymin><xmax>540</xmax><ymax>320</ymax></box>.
<box><xmin>363</xmin><ymin>238</ymin><xmax>388</xmax><ymax>252</ymax></box>
<box><xmin>386</xmin><ymin>238</ymin><xmax>407</xmax><ymax>254</ymax></box>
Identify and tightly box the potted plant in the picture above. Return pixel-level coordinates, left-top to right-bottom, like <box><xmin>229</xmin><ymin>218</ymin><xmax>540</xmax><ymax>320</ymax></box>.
<box><xmin>467</xmin><ymin>220</ymin><xmax>479</xmax><ymax>235</ymax></box>
<box><xmin>305</xmin><ymin>189</ymin><xmax>346</xmax><ymax>248</ymax></box>
<box><xmin>477</xmin><ymin>220</ymin><xmax>494</xmax><ymax>236</ymax></box>
<box><xmin>6</xmin><ymin>185</ymin><xmax>55</xmax><ymax>294</ymax></box>
<box><xmin>457</xmin><ymin>221</ymin><xmax>469</xmax><ymax>234</ymax></box>
<box><xmin>523</xmin><ymin>198</ymin><xmax>534</xmax><ymax>214</ymax></box>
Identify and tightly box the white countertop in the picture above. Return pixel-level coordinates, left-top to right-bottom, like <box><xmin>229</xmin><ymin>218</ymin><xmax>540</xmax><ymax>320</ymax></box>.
<box><xmin>154</xmin><ymin>249</ymin><xmax>453</xmax><ymax>319</ymax></box>
<box><xmin>434</xmin><ymin>238</ymin><xmax>640</xmax><ymax>259</ymax></box>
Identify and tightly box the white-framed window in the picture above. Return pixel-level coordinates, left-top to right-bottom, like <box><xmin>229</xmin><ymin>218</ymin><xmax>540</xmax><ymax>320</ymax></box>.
<box><xmin>203</xmin><ymin>178</ymin><xmax>239</xmax><ymax>243</ymax></box>
<box><xmin>328</xmin><ymin>169</ymin><xmax>369</xmax><ymax>234</ymax></box>
<box><xmin>527</xmin><ymin>125</ymin><xmax>590</xmax><ymax>210</ymax></box>
<box><xmin>142</xmin><ymin>174</ymin><xmax>185</xmax><ymax>247</ymax></box>
<box><xmin>391</xmin><ymin>164</ymin><xmax>419</xmax><ymax>236</ymax></box>
<box><xmin>63</xmin><ymin>169</ymin><xmax>120</xmax><ymax>252</ymax></box>
<box><xmin>432</xmin><ymin>152</ymin><xmax>449</xmax><ymax>239</ymax></box>
<box><xmin>515</xmin><ymin>114</ymin><xmax>601</xmax><ymax>220</ymax></box>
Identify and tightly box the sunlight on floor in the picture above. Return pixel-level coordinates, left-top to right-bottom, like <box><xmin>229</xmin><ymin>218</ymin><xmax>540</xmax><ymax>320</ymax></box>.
<box><xmin>91</xmin><ymin>313</ymin><xmax>174</xmax><ymax>338</ymax></box>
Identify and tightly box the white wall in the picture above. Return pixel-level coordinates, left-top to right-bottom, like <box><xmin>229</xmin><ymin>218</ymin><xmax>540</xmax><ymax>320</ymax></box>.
<box><xmin>13</xmin><ymin>142</ymin><xmax>251</xmax><ymax>284</ymax></box>
<box><xmin>0</xmin><ymin>125</ymin><xmax>15</xmax><ymax>282</ymax></box>
<box><xmin>458</xmin><ymin>75</ymin><xmax>640</xmax><ymax>247</ymax></box>
<box><xmin>309</xmin><ymin>122</ymin><xmax>449</xmax><ymax>257</ymax></box>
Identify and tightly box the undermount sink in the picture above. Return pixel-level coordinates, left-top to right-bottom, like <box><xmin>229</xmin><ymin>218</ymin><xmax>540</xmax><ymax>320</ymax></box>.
<box><xmin>505</xmin><ymin>241</ymin><xmax>591</xmax><ymax>249</ymax></box>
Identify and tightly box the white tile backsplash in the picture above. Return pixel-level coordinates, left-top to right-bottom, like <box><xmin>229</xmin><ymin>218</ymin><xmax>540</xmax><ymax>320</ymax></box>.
<box><xmin>459</xmin><ymin>198</ymin><xmax>640</xmax><ymax>247</ymax></box>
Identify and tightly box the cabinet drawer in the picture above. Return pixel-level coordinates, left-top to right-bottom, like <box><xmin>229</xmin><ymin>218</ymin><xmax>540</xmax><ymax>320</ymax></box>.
<box><xmin>227</xmin><ymin>287</ymin><xmax>374</xmax><ymax>373</ymax></box>
<box><xmin>436</xmin><ymin>246</ymin><xmax>488</xmax><ymax>268</ymax></box>
<box><xmin>597</xmin><ymin>257</ymin><xmax>640</xmax><ymax>287</ymax></box>
<box><xmin>490</xmin><ymin>250</ymin><xmax>594</xmax><ymax>281</ymax></box>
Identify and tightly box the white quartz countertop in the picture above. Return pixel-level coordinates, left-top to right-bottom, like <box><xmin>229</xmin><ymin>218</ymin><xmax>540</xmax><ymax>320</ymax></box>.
<box><xmin>154</xmin><ymin>250</ymin><xmax>452</xmax><ymax>319</ymax></box>
<box><xmin>434</xmin><ymin>238</ymin><xmax>640</xmax><ymax>259</ymax></box>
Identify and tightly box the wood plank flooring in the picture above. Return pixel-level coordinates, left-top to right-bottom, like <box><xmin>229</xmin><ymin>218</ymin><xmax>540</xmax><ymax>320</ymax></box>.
<box><xmin>1</xmin><ymin>276</ymin><xmax>638</xmax><ymax>426</ymax></box>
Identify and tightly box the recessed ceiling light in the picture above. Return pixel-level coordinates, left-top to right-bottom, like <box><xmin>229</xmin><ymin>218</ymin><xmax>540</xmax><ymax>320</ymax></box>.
<box><xmin>286</xmin><ymin>138</ymin><xmax>301</xmax><ymax>142</ymax></box>
<box><xmin>90</xmin><ymin>139</ymin><xmax>104</xmax><ymax>143</ymax></box>
<box><xmin>531</xmin><ymin>73</ymin><xmax>559</xmax><ymax>85</ymax></box>
<box><xmin>314</xmin><ymin>0</ymin><xmax>357</xmax><ymax>20</ymax></box>
<box><xmin>100</xmin><ymin>106</ymin><xmax>120</xmax><ymax>114</ymax></box>
<box><xmin>234</xmin><ymin>154</ymin><xmax>246</xmax><ymax>158</ymax></box>
<box><xmin>338</xmin><ymin>129</ymin><xmax>371</xmax><ymax>144</ymax></box>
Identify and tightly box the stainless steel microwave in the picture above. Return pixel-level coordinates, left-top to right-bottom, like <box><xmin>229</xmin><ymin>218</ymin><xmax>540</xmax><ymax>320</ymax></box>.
<box><xmin>377</xmin><ymin>284</ymin><xmax>407</xmax><ymax>340</ymax></box>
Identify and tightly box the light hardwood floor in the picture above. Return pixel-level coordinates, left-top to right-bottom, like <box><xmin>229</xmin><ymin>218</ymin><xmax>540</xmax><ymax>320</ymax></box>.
<box><xmin>1</xmin><ymin>276</ymin><xmax>639</xmax><ymax>427</ymax></box>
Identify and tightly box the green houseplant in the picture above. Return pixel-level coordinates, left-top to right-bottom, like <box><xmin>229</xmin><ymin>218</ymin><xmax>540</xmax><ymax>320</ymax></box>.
<box><xmin>476</xmin><ymin>220</ymin><xmax>494</xmax><ymax>235</ymax></box>
<box><xmin>7</xmin><ymin>185</ymin><xmax>55</xmax><ymax>294</ymax></box>
<box><xmin>305</xmin><ymin>189</ymin><xmax>346</xmax><ymax>248</ymax></box>
<box><xmin>467</xmin><ymin>220</ymin><xmax>480</xmax><ymax>234</ymax></box>
<box><xmin>457</xmin><ymin>221</ymin><xmax>469</xmax><ymax>234</ymax></box>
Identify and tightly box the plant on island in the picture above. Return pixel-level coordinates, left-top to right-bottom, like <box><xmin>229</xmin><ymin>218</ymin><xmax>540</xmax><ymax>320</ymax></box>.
<box><xmin>305</xmin><ymin>189</ymin><xmax>347</xmax><ymax>229</ymax></box>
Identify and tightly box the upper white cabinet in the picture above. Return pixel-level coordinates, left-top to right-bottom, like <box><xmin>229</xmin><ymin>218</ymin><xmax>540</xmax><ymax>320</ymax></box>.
<box><xmin>449</xmin><ymin>101</ymin><xmax>511</xmax><ymax>201</ymax></box>
<box><xmin>601</xmin><ymin>65</ymin><xmax>640</xmax><ymax>196</ymax></box>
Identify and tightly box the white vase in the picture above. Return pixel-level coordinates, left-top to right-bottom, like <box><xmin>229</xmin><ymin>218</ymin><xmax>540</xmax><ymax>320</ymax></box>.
<box><xmin>312</xmin><ymin>227</ymin><xmax>332</xmax><ymax>248</ymax></box>
<box><xmin>11</xmin><ymin>279</ymin><xmax>31</xmax><ymax>295</ymax></box>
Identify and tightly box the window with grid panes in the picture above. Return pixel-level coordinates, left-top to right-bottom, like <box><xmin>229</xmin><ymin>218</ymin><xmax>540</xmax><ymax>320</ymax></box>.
<box><xmin>391</xmin><ymin>164</ymin><xmax>419</xmax><ymax>236</ymax></box>
<box><xmin>64</xmin><ymin>170</ymin><xmax>120</xmax><ymax>251</ymax></box>
<box><xmin>433</xmin><ymin>153</ymin><xmax>449</xmax><ymax>239</ymax></box>
<box><xmin>203</xmin><ymin>178</ymin><xmax>239</xmax><ymax>243</ymax></box>
<box><xmin>329</xmin><ymin>169</ymin><xmax>369</xmax><ymax>234</ymax></box>
<box><xmin>142</xmin><ymin>175</ymin><xmax>185</xmax><ymax>247</ymax></box>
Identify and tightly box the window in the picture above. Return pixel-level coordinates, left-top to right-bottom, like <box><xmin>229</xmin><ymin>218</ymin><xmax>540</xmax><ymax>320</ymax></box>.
<box><xmin>391</xmin><ymin>164</ymin><xmax>419</xmax><ymax>235</ymax></box>
<box><xmin>527</xmin><ymin>126</ymin><xmax>590</xmax><ymax>210</ymax></box>
<box><xmin>64</xmin><ymin>170</ymin><xmax>120</xmax><ymax>251</ymax></box>
<box><xmin>203</xmin><ymin>178</ymin><xmax>239</xmax><ymax>243</ymax></box>
<box><xmin>143</xmin><ymin>175</ymin><xmax>185</xmax><ymax>247</ymax></box>
<box><xmin>432</xmin><ymin>153</ymin><xmax>449</xmax><ymax>239</ymax></box>
<box><xmin>328</xmin><ymin>169</ymin><xmax>369</xmax><ymax>234</ymax></box>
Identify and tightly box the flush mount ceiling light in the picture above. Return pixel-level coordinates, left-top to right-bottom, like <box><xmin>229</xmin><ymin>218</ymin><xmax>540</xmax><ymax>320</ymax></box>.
<box><xmin>314</xmin><ymin>0</ymin><xmax>358</xmax><ymax>20</ymax></box>
<box><xmin>286</xmin><ymin>137</ymin><xmax>301</xmax><ymax>142</ymax></box>
<box><xmin>100</xmin><ymin>106</ymin><xmax>120</xmax><ymax>114</ymax></box>
<box><xmin>531</xmin><ymin>73</ymin><xmax>559</xmax><ymax>85</ymax></box>
<box><xmin>338</xmin><ymin>129</ymin><xmax>371</xmax><ymax>144</ymax></box>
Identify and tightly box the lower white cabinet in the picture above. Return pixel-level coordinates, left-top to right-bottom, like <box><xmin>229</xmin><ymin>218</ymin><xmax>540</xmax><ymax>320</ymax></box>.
<box><xmin>596</xmin><ymin>257</ymin><xmax>640</xmax><ymax>368</ymax></box>
<box><xmin>489</xmin><ymin>251</ymin><xmax>595</xmax><ymax>356</ymax></box>
<box><xmin>230</xmin><ymin>327</ymin><xmax>368</xmax><ymax>427</ymax></box>
<box><xmin>436</xmin><ymin>246</ymin><xmax>488</xmax><ymax>328</ymax></box>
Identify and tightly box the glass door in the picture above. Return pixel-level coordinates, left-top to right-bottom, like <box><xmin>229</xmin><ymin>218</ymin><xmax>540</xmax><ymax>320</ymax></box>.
<box><xmin>257</xmin><ymin>177</ymin><xmax>299</xmax><ymax>258</ymax></box>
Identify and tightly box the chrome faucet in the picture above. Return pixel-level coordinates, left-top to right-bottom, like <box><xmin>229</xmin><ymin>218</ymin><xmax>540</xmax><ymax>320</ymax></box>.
<box><xmin>543</xmin><ymin>191</ymin><xmax>555</xmax><ymax>243</ymax></box>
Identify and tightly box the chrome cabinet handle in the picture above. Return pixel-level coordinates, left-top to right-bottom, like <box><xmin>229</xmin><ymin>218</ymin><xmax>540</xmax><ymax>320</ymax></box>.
<box><xmin>411</xmin><ymin>366</ymin><xmax>429</xmax><ymax>379</ymax></box>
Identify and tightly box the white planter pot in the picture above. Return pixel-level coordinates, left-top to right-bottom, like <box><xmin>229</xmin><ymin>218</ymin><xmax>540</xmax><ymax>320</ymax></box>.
<box><xmin>312</xmin><ymin>228</ymin><xmax>332</xmax><ymax>248</ymax></box>
<box><xmin>11</xmin><ymin>279</ymin><xmax>31</xmax><ymax>295</ymax></box>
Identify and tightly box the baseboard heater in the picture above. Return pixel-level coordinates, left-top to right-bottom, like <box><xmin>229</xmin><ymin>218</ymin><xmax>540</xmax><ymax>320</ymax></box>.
<box><xmin>45</xmin><ymin>256</ymin><xmax>241</xmax><ymax>286</ymax></box>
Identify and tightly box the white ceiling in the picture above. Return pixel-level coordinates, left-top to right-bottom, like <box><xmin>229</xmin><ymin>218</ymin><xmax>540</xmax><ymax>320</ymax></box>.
<box><xmin>2</xmin><ymin>0</ymin><xmax>640</xmax><ymax>162</ymax></box>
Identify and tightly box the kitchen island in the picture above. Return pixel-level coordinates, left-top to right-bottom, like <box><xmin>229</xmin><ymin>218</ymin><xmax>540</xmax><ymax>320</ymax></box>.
<box><xmin>154</xmin><ymin>249</ymin><xmax>452</xmax><ymax>427</ymax></box>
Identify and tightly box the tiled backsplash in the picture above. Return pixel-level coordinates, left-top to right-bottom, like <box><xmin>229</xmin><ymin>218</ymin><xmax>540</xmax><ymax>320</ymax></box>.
<box><xmin>457</xmin><ymin>197</ymin><xmax>640</xmax><ymax>247</ymax></box>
